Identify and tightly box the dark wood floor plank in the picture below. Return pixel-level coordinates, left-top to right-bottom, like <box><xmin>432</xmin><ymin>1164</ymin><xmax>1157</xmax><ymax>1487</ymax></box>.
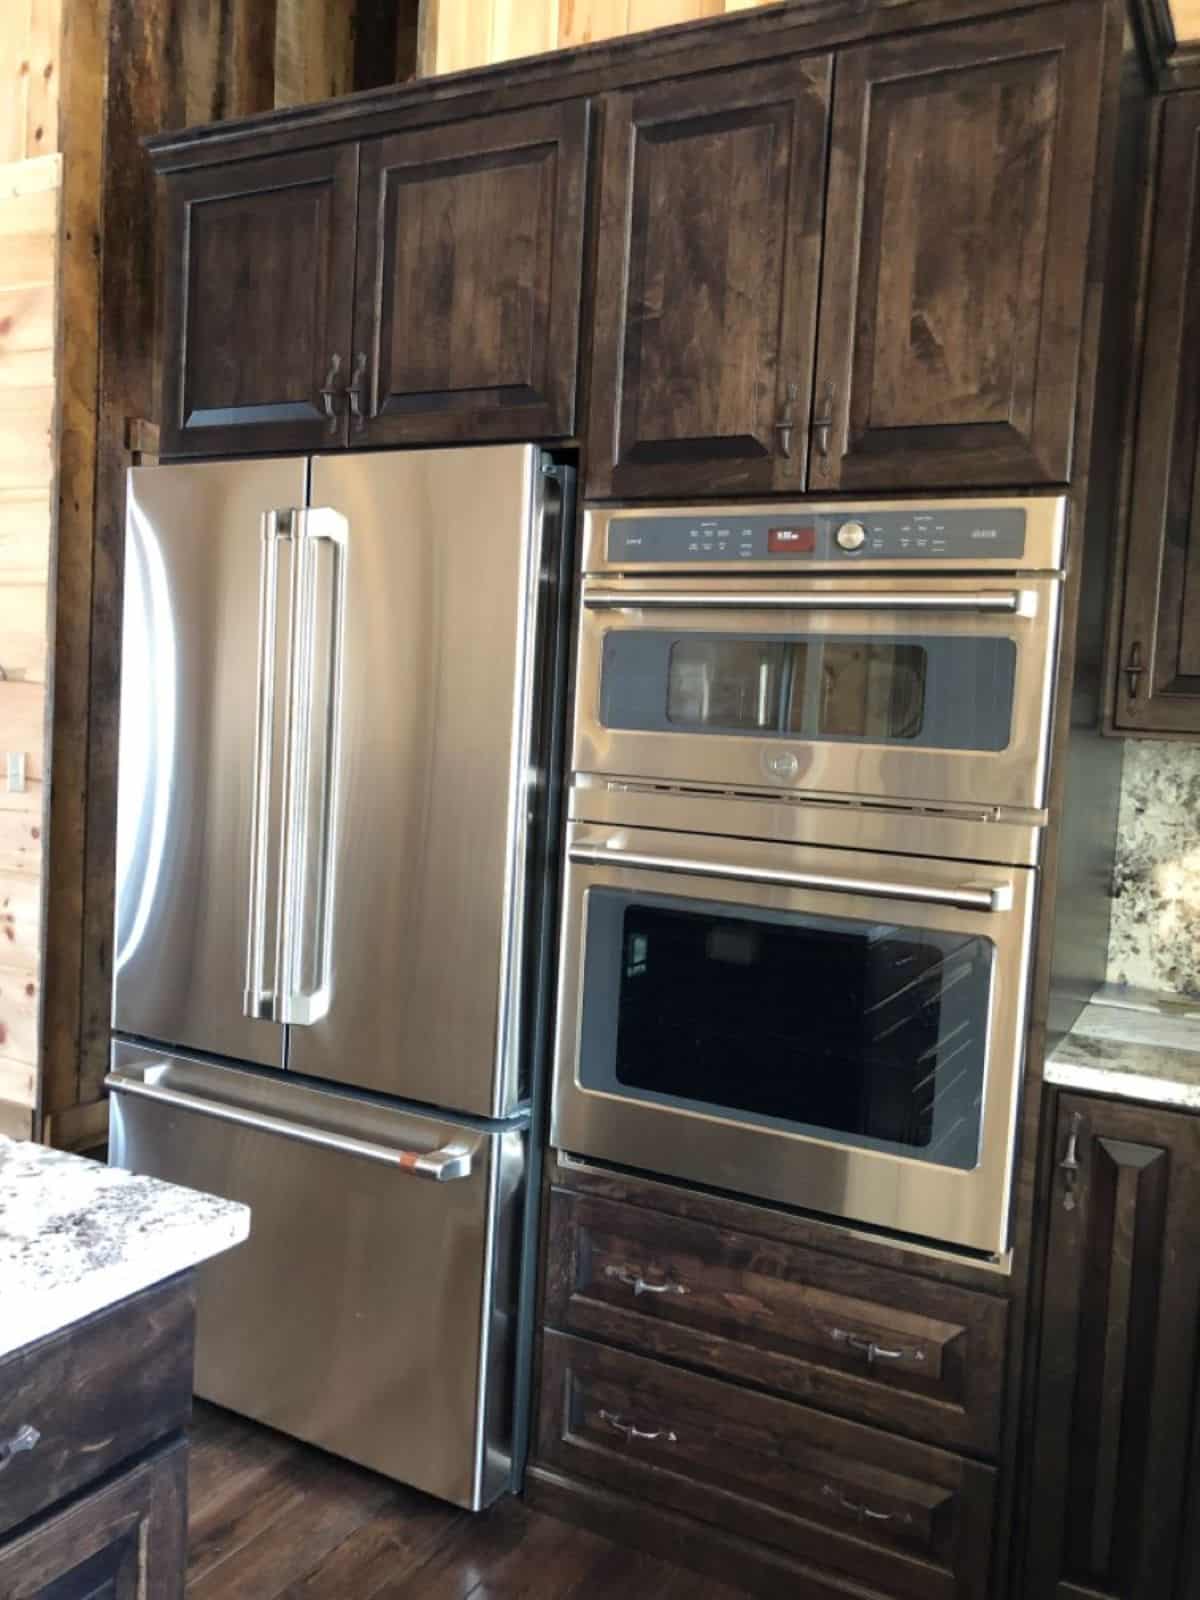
<box><xmin>187</xmin><ymin>1404</ymin><xmax>298</xmax><ymax>1520</ymax></box>
<box><xmin>276</xmin><ymin>1491</ymin><xmax>466</xmax><ymax>1598</ymax></box>
<box><xmin>371</xmin><ymin>1501</ymin><xmax>537</xmax><ymax>1600</ymax></box>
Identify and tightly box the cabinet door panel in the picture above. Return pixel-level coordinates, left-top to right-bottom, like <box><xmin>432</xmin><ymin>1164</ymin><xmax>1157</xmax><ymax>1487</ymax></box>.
<box><xmin>160</xmin><ymin>148</ymin><xmax>357</xmax><ymax>458</ymax></box>
<box><xmin>812</xmin><ymin>4</ymin><xmax>1104</xmax><ymax>490</ymax></box>
<box><xmin>1024</xmin><ymin>1095</ymin><xmax>1200</xmax><ymax>1598</ymax></box>
<box><xmin>586</xmin><ymin>56</ymin><xmax>832</xmax><ymax>499</ymax></box>
<box><xmin>1113</xmin><ymin>93</ymin><xmax>1200</xmax><ymax>735</ymax></box>
<box><xmin>0</xmin><ymin>1441</ymin><xmax>187</xmax><ymax>1600</ymax></box>
<box><xmin>354</xmin><ymin>103</ymin><xmax>588</xmax><ymax>446</ymax></box>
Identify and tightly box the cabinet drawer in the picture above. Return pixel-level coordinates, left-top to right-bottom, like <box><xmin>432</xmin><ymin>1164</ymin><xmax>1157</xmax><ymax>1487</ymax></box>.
<box><xmin>537</xmin><ymin>1330</ymin><xmax>996</xmax><ymax>1600</ymax></box>
<box><xmin>545</xmin><ymin>1189</ymin><xmax>1007</xmax><ymax>1455</ymax></box>
<box><xmin>0</xmin><ymin>1278</ymin><xmax>193</xmax><ymax>1537</ymax></box>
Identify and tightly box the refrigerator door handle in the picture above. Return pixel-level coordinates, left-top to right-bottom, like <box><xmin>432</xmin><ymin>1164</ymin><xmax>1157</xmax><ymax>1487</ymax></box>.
<box><xmin>243</xmin><ymin>509</ymin><xmax>298</xmax><ymax>1024</ymax></box>
<box><xmin>278</xmin><ymin>508</ymin><xmax>348</xmax><ymax>1027</ymax></box>
<box><xmin>104</xmin><ymin>1072</ymin><xmax>477</xmax><ymax>1180</ymax></box>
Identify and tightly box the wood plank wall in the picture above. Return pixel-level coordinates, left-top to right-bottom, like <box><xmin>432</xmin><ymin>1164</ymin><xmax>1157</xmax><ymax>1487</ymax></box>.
<box><xmin>0</xmin><ymin>154</ymin><xmax>60</xmax><ymax>1139</ymax></box>
<box><xmin>421</xmin><ymin>0</ymin><xmax>772</xmax><ymax>74</ymax></box>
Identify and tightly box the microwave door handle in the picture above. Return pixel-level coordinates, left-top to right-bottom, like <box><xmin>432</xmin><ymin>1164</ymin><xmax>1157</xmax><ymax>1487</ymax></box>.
<box><xmin>568</xmin><ymin>843</ymin><xmax>1013</xmax><ymax>914</ymax></box>
<box><xmin>104</xmin><ymin>1073</ymin><xmax>476</xmax><ymax>1180</ymax></box>
<box><xmin>244</xmin><ymin>510</ymin><xmax>298</xmax><ymax>1023</ymax></box>
<box><xmin>583</xmin><ymin>589</ymin><xmax>1038</xmax><ymax>617</ymax></box>
<box><xmin>277</xmin><ymin>508</ymin><xmax>348</xmax><ymax>1027</ymax></box>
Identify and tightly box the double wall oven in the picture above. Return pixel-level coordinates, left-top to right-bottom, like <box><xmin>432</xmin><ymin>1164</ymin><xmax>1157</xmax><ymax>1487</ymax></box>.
<box><xmin>552</xmin><ymin>499</ymin><xmax>1066</xmax><ymax>1258</ymax></box>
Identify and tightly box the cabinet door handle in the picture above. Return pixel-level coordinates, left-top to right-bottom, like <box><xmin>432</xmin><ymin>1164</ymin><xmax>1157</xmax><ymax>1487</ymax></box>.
<box><xmin>811</xmin><ymin>379</ymin><xmax>835</xmax><ymax>457</ymax></box>
<box><xmin>830</xmin><ymin>1327</ymin><xmax>924</xmax><ymax>1365</ymax></box>
<box><xmin>1124</xmin><ymin>641</ymin><xmax>1147</xmax><ymax>700</ymax></box>
<box><xmin>1060</xmin><ymin>1111</ymin><xmax>1083</xmax><ymax>1211</ymax></box>
<box><xmin>0</xmin><ymin>1425</ymin><xmax>40</xmax><ymax>1472</ymax></box>
<box><xmin>605</xmin><ymin>1264</ymin><xmax>689</xmax><ymax>1298</ymax></box>
<box><xmin>347</xmin><ymin>353</ymin><xmax>369</xmax><ymax>433</ymax></box>
<box><xmin>320</xmin><ymin>354</ymin><xmax>344</xmax><ymax>434</ymax></box>
<box><xmin>823</xmin><ymin>1484</ymin><xmax>913</xmax><ymax>1525</ymax></box>
<box><xmin>774</xmin><ymin>381</ymin><xmax>799</xmax><ymax>459</ymax></box>
<box><xmin>599</xmin><ymin>1409</ymin><xmax>678</xmax><ymax>1444</ymax></box>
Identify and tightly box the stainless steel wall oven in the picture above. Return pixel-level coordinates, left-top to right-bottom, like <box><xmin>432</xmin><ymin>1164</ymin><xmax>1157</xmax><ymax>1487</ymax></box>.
<box><xmin>552</xmin><ymin>498</ymin><xmax>1067</xmax><ymax>1258</ymax></box>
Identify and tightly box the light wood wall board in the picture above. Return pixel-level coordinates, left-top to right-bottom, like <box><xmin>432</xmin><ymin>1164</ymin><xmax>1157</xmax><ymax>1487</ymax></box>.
<box><xmin>0</xmin><ymin>0</ymin><xmax>61</xmax><ymax>164</ymax></box>
<box><xmin>275</xmin><ymin>0</ymin><xmax>355</xmax><ymax>108</ymax></box>
<box><xmin>422</xmin><ymin>0</ymin><xmax>773</xmax><ymax>74</ymax></box>
<box><xmin>1174</xmin><ymin>0</ymin><xmax>1200</xmax><ymax>37</ymax></box>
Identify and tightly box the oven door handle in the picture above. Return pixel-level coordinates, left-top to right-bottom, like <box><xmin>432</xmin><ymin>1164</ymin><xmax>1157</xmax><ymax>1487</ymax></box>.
<box><xmin>582</xmin><ymin>588</ymin><xmax>1038</xmax><ymax>617</ymax></box>
<box><xmin>568</xmin><ymin>843</ymin><xmax>1013</xmax><ymax>913</ymax></box>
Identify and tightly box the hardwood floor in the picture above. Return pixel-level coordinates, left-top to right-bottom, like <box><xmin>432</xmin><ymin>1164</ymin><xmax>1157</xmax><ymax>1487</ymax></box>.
<box><xmin>186</xmin><ymin>1403</ymin><xmax>752</xmax><ymax>1598</ymax></box>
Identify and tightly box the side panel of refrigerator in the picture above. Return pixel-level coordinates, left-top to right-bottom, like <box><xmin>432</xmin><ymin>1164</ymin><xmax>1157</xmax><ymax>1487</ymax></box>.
<box><xmin>107</xmin><ymin>1041</ymin><xmax>525</xmax><ymax>1510</ymax></box>
<box><xmin>114</xmin><ymin>460</ymin><xmax>305</xmax><ymax>1068</ymax></box>
<box><xmin>292</xmin><ymin>446</ymin><xmax>545</xmax><ymax>1117</ymax></box>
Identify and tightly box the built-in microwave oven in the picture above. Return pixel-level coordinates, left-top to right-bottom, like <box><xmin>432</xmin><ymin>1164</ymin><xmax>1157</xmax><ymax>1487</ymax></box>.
<box><xmin>574</xmin><ymin>499</ymin><xmax>1065</xmax><ymax>818</ymax></box>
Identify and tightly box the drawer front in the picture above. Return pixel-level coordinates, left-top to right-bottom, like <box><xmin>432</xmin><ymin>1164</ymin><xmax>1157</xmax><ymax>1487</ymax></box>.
<box><xmin>537</xmin><ymin>1330</ymin><xmax>996</xmax><ymax>1600</ymax></box>
<box><xmin>0</xmin><ymin>1278</ymin><xmax>193</xmax><ymax>1537</ymax></box>
<box><xmin>545</xmin><ymin>1188</ymin><xmax>1007</xmax><ymax>1455</ymax></box>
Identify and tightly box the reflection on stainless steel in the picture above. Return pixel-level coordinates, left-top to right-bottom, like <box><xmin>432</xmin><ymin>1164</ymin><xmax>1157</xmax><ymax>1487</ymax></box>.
<box><xmin>109</xmin><ymin>1042</ymin><xmax>524</xmax><ymax>1510</ymax></box>
<box><xmin>551</xmin><ymin>817</ymin><xmax>1036</xmax><ymax>1257</ymax></box>
<box><xmin>583</xmin><ymin>588</ymin><xmax>1040</xmax><ymax>614</ymax></box>
<box><xmin>285</xmin><ymin>449</ymin><xmax>545</xmax><ymax>1116</ymax></box>
<box><xmin>115</xmin><ymin>460</ymin><xmax>305</xmax><ymax>1068</ymax></box>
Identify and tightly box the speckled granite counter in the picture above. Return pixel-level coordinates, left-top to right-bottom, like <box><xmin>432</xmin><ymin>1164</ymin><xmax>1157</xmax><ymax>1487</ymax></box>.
<box><xmin>0</xmin><ymin>1138</ymin><xmax>249</xmax><ymax>1360</ymax></box>
<box><xmin>1045</xmin><ymin>986</ymin><xmax>1200</xmax><ymax>1110</ymax></box>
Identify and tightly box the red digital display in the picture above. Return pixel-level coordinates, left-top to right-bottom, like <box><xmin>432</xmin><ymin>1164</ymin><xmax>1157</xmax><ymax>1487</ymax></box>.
<box><xmin>768</xmin><ymin>526</ymin><xmax>816</xmax><ymax>554</ymax></box>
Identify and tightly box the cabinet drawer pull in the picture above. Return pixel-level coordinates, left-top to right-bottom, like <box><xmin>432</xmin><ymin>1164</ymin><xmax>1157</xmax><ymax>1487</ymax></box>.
<box><xmin>347</xmin><ymin>353</ymin><xmax>369</xmax><ymax>432</ymax></box>
<box><xmin>1060</xmin><ymin>1111</ymin><xmax>1083</xmax><ymax>1211</ymax></box>
<box><xmin>774</xmin><ymin>381</ymin><xmax>799</xmax><ymax>459</ymax></box>
<box><xmin>830</xmin><ymin>1327</ymin><xmax>923</xmax><ymax>1365</ymax></box>
<box><xmin>599</xmin><ymin>1409</ymin><xmax>678</xmax><ymax>1444</ymax></box>
<box><xmin>811</xmin><ymin>379</ymin><xmax>835</xmax><ymax>457</ymax></box>
<box><xmin>605</xmin><ymin>1264</ymin><xmax>689</xmax><ymax>1298</ymax></box>
<box><xmin>0</xmin><ymin>1425</ymin><xmax>40</xmax><ymax>1472</ymax></box>
<box><xmin>823</xmin><ymin>1484</ymin><xmax>913</xmax><ymax>1525</ymax></box>
<box><xmin>1124</xmin><ymin>640</ymin><xmax>1147</xmax><ymax>700</ymax></box>
<box><xmin>319</xmin><ymin>354</ymin><xmax>343</xmax><ymax>434</ymax></box>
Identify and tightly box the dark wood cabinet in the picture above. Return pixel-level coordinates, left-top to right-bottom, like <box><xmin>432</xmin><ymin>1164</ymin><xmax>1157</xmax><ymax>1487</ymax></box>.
<box><xmin>0</xmin><ymin>1442</ymin><xmax>188</xmax><ymax>1600</ymax></box>
<box><xmin>160</xmin><ymin>147</ymin><xmax>359</xmax><ymax>458</ymax></box>
<box><xmin>585</xmin><ymin>56</ymin><xmax>832</xmax><ymax>500</ymax></box>
<box><xmin>353</xmin><ymin>103</ymin><xmax>589</xmax><ymax>447</ymax></box>
<box><xmin>1023</xmin><ymin>1093</ymin><xmax>1200</xmax><ymax>1598</ymax></box>
<box><xmin>1110</xmin><ymin>92</ymin><xmax>1200</xmax><ymax>737</ymax></box>
<box><xmin>810</xmin><ymin>3</ymin><xmax>1104</xmax><ymax>492</ymax></box>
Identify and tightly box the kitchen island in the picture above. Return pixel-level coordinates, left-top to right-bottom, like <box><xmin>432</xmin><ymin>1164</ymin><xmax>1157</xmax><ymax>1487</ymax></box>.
<box><xmin>0</xmin><ymin>1138</ymin><xmax>249</xmax><ymax>1598</ymax></box>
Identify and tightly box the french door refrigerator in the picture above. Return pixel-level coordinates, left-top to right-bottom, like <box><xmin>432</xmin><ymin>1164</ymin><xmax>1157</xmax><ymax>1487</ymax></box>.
<box><xmin>106</xmin><ymin>446</ymin><xmax>571</xmax><ymax>1510</ymax></box>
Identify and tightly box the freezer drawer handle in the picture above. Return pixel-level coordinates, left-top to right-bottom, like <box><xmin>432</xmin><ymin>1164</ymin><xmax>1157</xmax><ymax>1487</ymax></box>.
<box><xmin>568</xmin><ymin>842</ymin><xmax>1014</xmax><ymax>914</ymax></box>
<box><xmin>583</xmin><ymin>588</ymin><xmax>1038</xmax><ymax>616</ymax></box>
<box><xmin>104</xmin><ymin>1074</ymin><xmax>475</xmax><ymax>1180</ymax></box>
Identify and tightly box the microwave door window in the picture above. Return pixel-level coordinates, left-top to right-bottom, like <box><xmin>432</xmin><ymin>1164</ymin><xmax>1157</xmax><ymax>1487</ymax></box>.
<box><xmin>578</xmin><ymin>890</ymin><xmax>993</xmax><ymax>1171</ymax></box>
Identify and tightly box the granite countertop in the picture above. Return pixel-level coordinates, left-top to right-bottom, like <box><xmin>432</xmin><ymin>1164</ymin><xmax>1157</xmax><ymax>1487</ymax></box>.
<box><xmin>0</xmin><ymin>1138</ymin><xmax>249</xmax><ymax>1360</ymax></box>
<box><xmin>1045</xmin><ymin>985</ymin><xmax>1200</xmax><ymax>1110</ymax></box>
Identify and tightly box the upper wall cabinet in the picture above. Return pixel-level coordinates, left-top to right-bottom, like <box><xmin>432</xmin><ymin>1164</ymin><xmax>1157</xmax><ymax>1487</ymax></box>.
<box><xmin>160</xmin><ymin>148</ymin><xmax>359</xmax><ymax>458</ymax></box>
<box><xmin>158</xmin><ymin>105</ymin><xmax>589</xmax><ymax>459</ymax></box>
<box><xmin>1109</xmin><ymin>93</ymin><xmax>1200</xmax><ymax>738</ymax></box>
<box><xmin>352</xmin><ymin>103</ymin><xmax>589</xmax><ymax>447</ymax></box>
<box><xmin>810</xmin><ymin>4</ymin><xmax>1104</xmax><ymax>492</ymax></box>
<box><xmin>586</xmin><ymin>57</ymin><xmax>833</xmax><ymax>500</ymax></box>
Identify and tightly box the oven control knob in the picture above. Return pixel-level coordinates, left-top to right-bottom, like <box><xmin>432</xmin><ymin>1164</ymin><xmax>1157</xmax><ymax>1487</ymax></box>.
<box><xmin>836</xmin><ymin>520</ymin><xmax>867</xmax><ymax>552</ymax></box>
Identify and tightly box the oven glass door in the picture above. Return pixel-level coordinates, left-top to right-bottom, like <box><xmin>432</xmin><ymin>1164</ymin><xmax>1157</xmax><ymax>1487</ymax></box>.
<box><xmin>552</xmin><ymin>825</ymin><xmax>1036</xmax><ymax>1256</ymax></box>
<box><xmin>574</xmin><ymin>577</ymin><xmax>1061</xmax><ymax>812</ymax></box>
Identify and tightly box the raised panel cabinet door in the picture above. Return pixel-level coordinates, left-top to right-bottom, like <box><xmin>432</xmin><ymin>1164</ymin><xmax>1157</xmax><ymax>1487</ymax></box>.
<box><xmin>0</xmin><ymin>1440</ymin><xmax>187</xmax><ymax>1599</ymax></box>
<box><xmin>811</xmin><ymin>3</ymin><xmax>1105</xmax><ymax>491</ymax></box>
<box><xmin>1023</xmin><ymin>1094</ymin><xmax>1200</xmax><ymax>1598</ymax></box>
<box><xmin>585</xmin><ymin>56</ymin><xmax>832</xmax><ymax>499</ymax></box>
<box><xmin>1112</xmin><ymin>93</ymin><xmax>1200</xmax><ymax>736</ymax></box>
<box><xmin>160</xmin><ymin>148</ymin><xmax>358</xmax><ymax>458</ymax></box>
<box><xmin>353</xmin><ymin>103</ymin><xmax>589</xmax><ymax>446</ymax></box>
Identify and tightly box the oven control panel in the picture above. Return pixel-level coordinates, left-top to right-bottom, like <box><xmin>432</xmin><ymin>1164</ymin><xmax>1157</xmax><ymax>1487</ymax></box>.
<box><xmin>607</xmin><ymin>507</ymin><xmax>1028</xmax><ymax>564</ymax></box>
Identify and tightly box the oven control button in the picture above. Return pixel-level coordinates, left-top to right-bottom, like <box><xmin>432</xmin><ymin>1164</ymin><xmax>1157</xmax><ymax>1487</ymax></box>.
<box><xmin>836</xmin><ymin>520</ymin><xmax>867</xmax><ymax>552</ymax></box>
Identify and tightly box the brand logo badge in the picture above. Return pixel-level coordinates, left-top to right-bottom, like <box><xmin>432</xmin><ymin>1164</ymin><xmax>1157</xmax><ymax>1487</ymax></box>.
<box><xmin>762</xmin><ymin>748</ymin><xmax>801</xmax><ymax>782</ymax></box>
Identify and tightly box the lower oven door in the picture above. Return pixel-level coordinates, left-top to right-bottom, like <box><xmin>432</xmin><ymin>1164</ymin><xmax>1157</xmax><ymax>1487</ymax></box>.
<box><xmin>551</xmin><ymin>822</ymin><xmax>1036</xmax><ymax>1256</ymax></box>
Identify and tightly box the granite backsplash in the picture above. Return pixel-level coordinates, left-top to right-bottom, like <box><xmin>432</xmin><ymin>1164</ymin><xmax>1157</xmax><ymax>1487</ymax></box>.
<box><xmin>1108</xmin><ymin>740</ymin><xmax>1200</xmax><ymax>999</ymax></box>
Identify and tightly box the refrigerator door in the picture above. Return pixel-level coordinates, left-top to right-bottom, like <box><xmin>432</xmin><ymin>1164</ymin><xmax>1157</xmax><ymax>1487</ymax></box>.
<box><xmin>289</xmin><ymin>447</ymin><xmax>548</xmax><ymax>1116</ymax></box>
<box><xmin>107</xmin><ymin>1040</ymin><xmax>525</xmax><ymax>1510</ymax></box>
<box><xmin>115</xmin><ymin>460</ymin><xmax>307</xmax><ymax>1068</ymax></box>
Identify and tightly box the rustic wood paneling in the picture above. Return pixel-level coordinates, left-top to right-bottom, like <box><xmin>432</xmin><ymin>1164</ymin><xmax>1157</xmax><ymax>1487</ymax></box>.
<box><xmin>0</xmin><ymin>0</ymin><xmax>61</xmax><ymax>165</ymax></box>
<box><xmin>0</xmin><ymin>151</ymin><xmax>59</xmax><ymax>1131</ymax></box>
<box><xmin>421</xmin><ymin>0</ymin><xmax>773</xmax><ymax>75</ymax></box>
<box><xmin>275</xmin><ymin>0</ymin><xmax>354</xmax><ymax>108</ymax></box>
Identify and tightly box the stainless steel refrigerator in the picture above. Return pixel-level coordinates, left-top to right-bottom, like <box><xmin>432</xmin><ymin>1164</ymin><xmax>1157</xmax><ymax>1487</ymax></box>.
<box><xmin>106</xmin><ymin>445</ymin><xmax>571</xmax><ymax>1510</ymax></box>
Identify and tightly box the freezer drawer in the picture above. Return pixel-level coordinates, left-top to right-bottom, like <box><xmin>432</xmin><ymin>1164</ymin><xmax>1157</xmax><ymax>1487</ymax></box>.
<box><xmin>107</xmin><ymin>1042</ymin><xmax>525</xmax><ymax>1510</ymax></box>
